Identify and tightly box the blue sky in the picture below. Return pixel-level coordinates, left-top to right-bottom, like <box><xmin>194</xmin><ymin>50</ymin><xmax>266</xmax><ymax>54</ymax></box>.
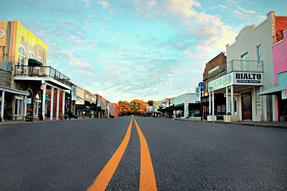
<box><xmin>1</xmin><ymin>0</ymin><xmax>286</xmax><ymax>102</ymax></box>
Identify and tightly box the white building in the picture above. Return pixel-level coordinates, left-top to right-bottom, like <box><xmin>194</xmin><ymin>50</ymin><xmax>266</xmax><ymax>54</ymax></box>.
<box><xmin>173</xmin><ymin>93</ymin><xmax>200</xmax><ymax>118</ymax></box>
<box><xmin>208</xmin><ymin>11</ymin><xmax>278</xmax><ymax>122</ymax></box>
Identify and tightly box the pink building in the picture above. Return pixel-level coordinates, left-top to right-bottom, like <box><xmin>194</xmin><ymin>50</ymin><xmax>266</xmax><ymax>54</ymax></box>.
<box><xmin>273</xmin><ymin>30</ymin><xmax>287</xmax><ymax>121</ymax></box>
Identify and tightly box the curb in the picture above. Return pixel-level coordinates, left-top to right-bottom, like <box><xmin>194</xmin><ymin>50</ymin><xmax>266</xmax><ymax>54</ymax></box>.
<box><xmin>174</xmin><ymin>118</ymin><xmax>287</xmax><ymax>129</ymax></box>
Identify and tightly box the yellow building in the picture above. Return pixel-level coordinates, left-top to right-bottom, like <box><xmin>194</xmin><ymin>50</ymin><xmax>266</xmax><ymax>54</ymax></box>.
<box><xmin>0</xmin><ymin>21</ymin><xmax>70</xmax><ymax>122</ymax></box>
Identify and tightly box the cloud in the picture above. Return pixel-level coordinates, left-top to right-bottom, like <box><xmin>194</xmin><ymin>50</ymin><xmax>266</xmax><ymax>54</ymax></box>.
<box><xmin>232</xmin><ymin>7</ymin><xmax>265</xmax><ymax>24</ymax></box>
<box><xmin>97</xmin><ymin>0</ymin><xmax>110</xmax><ymax>10</ymax></box>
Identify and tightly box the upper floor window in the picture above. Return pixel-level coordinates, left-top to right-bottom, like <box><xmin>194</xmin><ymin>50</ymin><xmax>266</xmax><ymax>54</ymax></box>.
<box><xmin>241</xmin><ymin>52</ymin><xmax>248</xmax><ymax>71</ymax></box>
<box><xmin>29</xmin><ymin>51</ymin><xmax>35</xmax><ymax>59</ymax></box>
<box><xmin>18</xmin><ymin>46</ymin><xmax>25</xmax><ymax>70</ymax></box>
<box><xmin>257</xmin><ymin>45</ymin><xmax>262</xmax><ymax>64</ymax></box>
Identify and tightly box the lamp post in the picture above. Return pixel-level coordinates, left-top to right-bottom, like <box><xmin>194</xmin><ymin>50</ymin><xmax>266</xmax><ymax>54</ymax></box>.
<box><xmin>198</xmin><ymin>82</ymin><xmax>206</xmax><ymax>121</ymax></box>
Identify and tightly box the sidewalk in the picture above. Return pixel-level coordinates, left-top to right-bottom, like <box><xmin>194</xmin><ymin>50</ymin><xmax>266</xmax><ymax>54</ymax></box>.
<box><xmin>0</xmin><ymin>118</ymin><xmax>87</xmax><ymax>126</ymax></box>
<box><xmin>174</xmin><ymin>118</ymin><xmax>287</xmax><ymax>128</ymax></box>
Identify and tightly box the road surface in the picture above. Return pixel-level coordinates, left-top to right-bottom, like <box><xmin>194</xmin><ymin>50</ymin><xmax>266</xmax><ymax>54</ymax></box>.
<box><xmin>0</xmin><ymin>117</ymin><xmax>287</xmax><ymax>191</ymax></box>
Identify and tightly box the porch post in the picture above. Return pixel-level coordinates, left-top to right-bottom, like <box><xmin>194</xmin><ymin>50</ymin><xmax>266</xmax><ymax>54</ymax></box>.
<box><xmin>62</xmin><ymin>91</ymin><xmax>66</xmax><ymax>117</ymax></box>
<box><xmin>23</xmin><ymin>95</ymin><xmax>27</xmax><ymax>121</ymax></box>
<box><xmin>42</xmin><ymin>84</ymin><xmax>46</xmax><ymax>120</ymax></box>
<box><xmin>50</xmin><ymin>87</ymin><xmax>54</xmax><ymax>120</ymax></box>
<box><xmin>231</xmin><ymin>85</ymin><xmax>234</xmax><ymax>115</ymax></box>
<box><xmin>1</xmin><ymin>91</ymin><xmax>5</xmax><ymax>122</ymax></box>
<box><xmin>225</xmin><ymin>86</ymin><xmax>229</xmax><ymax>115</ymax></box>
<box><xmin>212</xmin><ymin>91</ymin><xmax>215</xmax><ymax>116</ymax></box>
<box><xmin>208</xmin><ymin>90</ymin><xmax>211</xmax><ymax>115</ymax></box>
<box><xmin>56</xmin><ymin>89</ymin><xmax>60</xmax><ymax>120</ymax></box>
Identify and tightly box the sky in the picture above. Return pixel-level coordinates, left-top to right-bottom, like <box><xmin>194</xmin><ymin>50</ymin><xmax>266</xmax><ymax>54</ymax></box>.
<box><xmin>0</xmin><ymin>0</ymin><xmax>286</xmax><ymax>102</ymax></box>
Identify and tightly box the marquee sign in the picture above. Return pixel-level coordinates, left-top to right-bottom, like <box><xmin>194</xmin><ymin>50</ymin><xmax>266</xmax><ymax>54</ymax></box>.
<box><xmin>208</xmin><ymin>72</ymin><xmax>263</xmax><ymax>91</ymax></box>
<box><xmin>233</xmin><ymin>72</ymin><xmax>263</xmax><ymax>85</ymax></box>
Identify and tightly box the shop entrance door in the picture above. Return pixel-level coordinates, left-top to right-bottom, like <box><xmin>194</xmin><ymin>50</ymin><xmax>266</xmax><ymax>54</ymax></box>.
<box><xmin>241</xmin><ymin>92</ymin><xmax>252</xmax><ymax>120</ymax></box>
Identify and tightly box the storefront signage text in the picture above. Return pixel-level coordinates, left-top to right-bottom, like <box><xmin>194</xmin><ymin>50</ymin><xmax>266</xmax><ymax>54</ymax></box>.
<box><xmin>234</xmin><ymin>72</ymin><xmax>262</xmax><ymax>84</ymax></box>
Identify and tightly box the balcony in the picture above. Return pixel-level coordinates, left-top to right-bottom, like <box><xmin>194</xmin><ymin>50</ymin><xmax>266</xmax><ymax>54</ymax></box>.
<box><xmin>227</xmin><ymin>60</ymin><xmax>263</xmax><ymax>73</ymax></box>
<box><xmin>14</xmin><ymin>65</ymin><xmax>70</xmax><ymax>86</ymax></box>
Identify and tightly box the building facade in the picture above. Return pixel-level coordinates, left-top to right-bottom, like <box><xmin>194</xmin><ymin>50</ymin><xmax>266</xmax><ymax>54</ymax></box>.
<box><xmin>259</xmin><ymin>30</ymin><xmax>287</xmax><ymax>121</ymax></box>
<box><xmin>202</xmin><ymin>52</ymin><xmax>227</xmax><ymax>120</ymax></box>
<box><xmin>0</xmin><ymin>21</ymin><xmax>71</xmax><ymax>122</ymax></box>
<box><xmin>207</xmin><ymin>11</ymin><xmax>287</xmax><ymax>122</ymax></box>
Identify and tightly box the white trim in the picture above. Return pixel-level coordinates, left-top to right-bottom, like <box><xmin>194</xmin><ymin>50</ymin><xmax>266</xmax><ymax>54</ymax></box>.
<box><xmin>0</xmin><ymin>86</ymin><xmax>29</xmax><ymax>96</ymax></box>
<box><xmin>13</xmin><ymin>76</ymin><xmax>71</xmax><ymax>90</ymax></box>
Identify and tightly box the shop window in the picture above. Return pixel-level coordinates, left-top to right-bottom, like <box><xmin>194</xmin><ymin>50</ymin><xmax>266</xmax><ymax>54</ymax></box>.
<box><xmin>234</xmin><ymin>100</ymin><xmax>237</xmax><ymax>112</ymax></box>
<box><xmin>257</xmin><ymin>45</ymin><xmax>262</xmax><ymax>64</ymax></box>
<box><xmin>15</xmin><ymin>98</ymin><xmax>23</xmax><ymax>116</ymax></box>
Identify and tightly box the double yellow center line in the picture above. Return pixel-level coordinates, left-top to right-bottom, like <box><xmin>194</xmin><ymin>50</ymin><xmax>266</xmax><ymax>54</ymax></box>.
<box><xmin>88</xmin><ymin>117</ymin><xmax>157</xmax><ymax>191</ymax></box>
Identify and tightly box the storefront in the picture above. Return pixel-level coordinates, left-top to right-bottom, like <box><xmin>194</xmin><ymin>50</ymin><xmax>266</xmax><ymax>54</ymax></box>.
<box><xmin>0</xmin><ymin>86</ymin><xmax>29</xmax><ymax>122</ymax></box>
<box><xmin>259</xmin><ymin>72</ymin><xmax>287</xmax><ymax>121</ymax></box>
<box><xmin>208</xmin><ymin>71</ymin><xmax>264</xmax><ymax>122</ymax></box>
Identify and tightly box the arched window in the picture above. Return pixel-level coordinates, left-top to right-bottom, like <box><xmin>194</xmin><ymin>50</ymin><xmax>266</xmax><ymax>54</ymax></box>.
<box><xmin>38</xmin><ymin>57</ymin><xmax>43</xmax><ymax>64</ymax></box>
<box><xmin>18</xmin><ymin>46</ymin><xmax>25</xmax><ymax>70</ymax></box>
<box><xmin>29</xmin><ymin>51</ymin><xmax>35</xmax><ymax>59</ymax></box>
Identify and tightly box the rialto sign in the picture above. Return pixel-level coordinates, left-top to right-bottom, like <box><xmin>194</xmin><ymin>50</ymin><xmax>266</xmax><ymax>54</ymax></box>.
<box><xmin>234</xmin><ymin>72</ymin><xmax>263</xmax><ymax>85</ymax></box>
<box><xmin>208</xmin><ymin>72</ymin><xmax>263</xmax><ymax>91</ymax></box>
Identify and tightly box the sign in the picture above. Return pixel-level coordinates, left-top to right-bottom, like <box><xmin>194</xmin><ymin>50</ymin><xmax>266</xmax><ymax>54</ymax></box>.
<box><xmin>208</xmin><ymin>73</ymin><xmax>232</xmax><ymax>91</ymax></box>
<box><xmin>198</xmin><ymin>82</ymin><xmax>206</xmax><ymax>91</ymax></box>
<box><xmin>71</xmin><ymin>86</ymin><xmax>77</xmax><ymax>101</ymax></box>
<box><xmin>233</xmin><ymin>72</ymin><xmax>263</xmax><ymax>85</ymax></box>
<box><xmin>0</xmin><ymin>29</ymin><xmax>6</xmax><ymax>38</ymax></box>
<box><xmin>282</xmin><ymin>89</ymin><xmax>287</xmax><ymax>100</ymax></box>
<box><xmin>25</xmin><ymin>98</ymin><xmax>32</xmax><ymax>104</ymax></box>
<box><xmin>208</xmin><ymin>72</ymin><xmax>263</xmax><ymax>91</ymax></box>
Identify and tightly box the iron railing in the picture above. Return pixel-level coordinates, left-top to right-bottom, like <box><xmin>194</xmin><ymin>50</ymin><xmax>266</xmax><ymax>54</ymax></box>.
<box><xmin>227</xmin><ymin>60</ymin><xmax>263</xmax><ymax>73</ymax></box>
<box><xmin>14</xmin><ymin>65</ymin><xmax>70</xmax><ymax>83</ymax></box>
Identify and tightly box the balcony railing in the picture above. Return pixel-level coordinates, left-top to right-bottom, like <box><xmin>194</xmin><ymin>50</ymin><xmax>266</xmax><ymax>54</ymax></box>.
<box><xmin>14</xmin><ymin>65</ymin><xmax>70</xmax><ymax>83</ymax></box>
<box><xmin>0</xmin><ymin>62</ymin><xmax>13</xmax><ymax>72</ymax></box>
<box><xmin>227</xmin><ymin>60</ymin><xmax>263</xmax><ymax>73</ymax></box>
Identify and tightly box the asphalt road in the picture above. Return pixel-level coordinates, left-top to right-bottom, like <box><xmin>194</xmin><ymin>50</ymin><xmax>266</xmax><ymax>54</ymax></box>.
<box><xmin>0</xmin><ymin>117</ymin><xmax>287</xmax><ymax>191</ymax></box>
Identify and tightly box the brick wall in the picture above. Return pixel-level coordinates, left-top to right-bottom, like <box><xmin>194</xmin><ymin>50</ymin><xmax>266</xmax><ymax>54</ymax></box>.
<box><xmin>0</xmin><ymin>69</ymin><xmax>11</xmax><ymax>87</ymax></box>
<box><xmin>275</xmin><ymin>16</ymin><xmax>287</xmax><ymax>43</ymax></box>
<box><xmin>203</xmin><ymin>52</ymin><xmax>226</xmax><ymax>82</ymax></box>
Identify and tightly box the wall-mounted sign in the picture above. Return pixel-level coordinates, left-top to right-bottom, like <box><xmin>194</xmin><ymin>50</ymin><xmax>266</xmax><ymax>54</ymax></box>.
<box><xmin>233</xmin><ymin>72</ymin><xmax>263</xmax><ymax>85</ymax></box>
<box><xmin>0</xmin><ymin>29</ymin><xmax>6</xmax><ymax>38</ymax></box>
<box><xmin>282</xmin><ymin>89</ymin><xmax>287</xmax><ymax>100</ymax></box>
<box><xmin>71</xmin><ymin>86</ymin><xmax>77</xmax><ymax>101</ymax></box>
<box><xmin>208</xmin><ymin>72</ymin><xmax>263</xmax><ymax>91</ymax></box>
<box><xmin>25</xmin><ymin>98</ymin><xmax>32</xmax><ymax>104</ymax></box>
<box><xmin>208</xmin><ymin>73</ymin><xmax>232</xmax><ymax>91</ymax></box>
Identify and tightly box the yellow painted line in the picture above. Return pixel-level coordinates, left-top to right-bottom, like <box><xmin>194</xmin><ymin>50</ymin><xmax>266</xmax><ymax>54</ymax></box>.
<box><xmin>87</xmin><ymin>118</ymin><xmax>133</xmax><ymax>191</ymax></box>
<box><xmin>134</xmin><ymin>117</ymin><xmax>157</xmax><ymax>191</ymax></box>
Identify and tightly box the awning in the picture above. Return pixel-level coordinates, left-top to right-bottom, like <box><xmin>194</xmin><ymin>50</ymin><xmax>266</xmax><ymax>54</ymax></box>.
<box><xmin>258</xmin><ymin>86</ymin><xmax>283</xmax><ymax>95</ymax></box>
<box><xmin>28</xmin><ymin>59</ymin><xmax>42</xmax><ymax>66</ymax></box>
<box><xmin>258</xmin><ymin>71</ymin><xmax>287</xmax><ymax>96</ymax></box>
<box><xmin>0</xmin><ymin>86</ymin><xmax>29</xmax><ymax>96</ymax></box>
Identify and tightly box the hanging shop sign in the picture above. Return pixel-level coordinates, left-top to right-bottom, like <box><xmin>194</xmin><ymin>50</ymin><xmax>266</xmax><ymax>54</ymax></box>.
<box><xmin>25</xmin><ymin>98</ymin><xmax>32</xmax><ymax>104</ymax></box>
<box><xmin>282</xmin><ymin>89</ymin><xmax>287</xmax><ymax>100</ymax></box>
<box><xmin>233</xmin><ymin>72</ymin><xmax>263</xmax><ymax>85</ymax></box>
